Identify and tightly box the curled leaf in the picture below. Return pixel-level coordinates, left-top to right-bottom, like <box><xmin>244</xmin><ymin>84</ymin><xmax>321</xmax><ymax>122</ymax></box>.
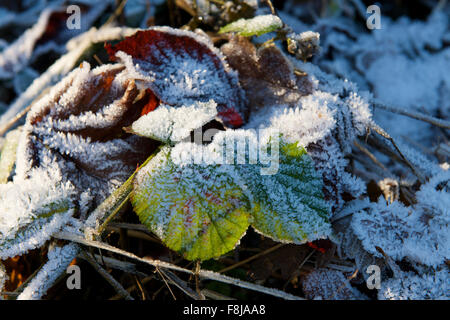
<box><xmin>105</xmin><ymin>27</ymin><xmax>246</xmax><ymax>128</ymax></box>
<box><xmin>15</xmin><ymin>62</ymin><xmax>157</xmax><ymax>207</ymax></box>
<box><xmin>129</xmin><ymin>100</ymin><xmax>218</xmax><ymax>144</ymax></box>
<box><xmin>221</xmin><ymin>36</ymin><xmax>313</xmax><ymax>113</ymax></box>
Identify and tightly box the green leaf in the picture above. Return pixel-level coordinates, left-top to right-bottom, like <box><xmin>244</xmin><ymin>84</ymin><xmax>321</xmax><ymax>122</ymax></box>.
<box><xmin>131</xmin><ymin>146</ymin><xmax>251</xmax><ymax>261</ymax></box>
<box><xmin>209</xmin><ymin>130</ymin><xmax>331</xmax><ymax>244</ymax></box>
<box><xmin>219</xmin><ymin>15</ymin><xmax>283</xmax><ymax>37</ymax></box>
<box><xmin>131</xmin><ymin>130</ymin><xmax>331</xmax><ymax>260</ymax></box>
<box><xmin>244</xmin><ymin>137</ymin><xmax>331</xmax><ymax>244</ymax></box>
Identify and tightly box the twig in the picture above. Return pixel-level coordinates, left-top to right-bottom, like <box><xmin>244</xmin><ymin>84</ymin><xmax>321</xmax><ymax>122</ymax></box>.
<box><xmin>374</xmin><ymin>101</ymin><xmax>450</xmax><ymax>130</ymax></box>
<box><xmin>110</xmin><ymin>276</ymin><xmax>153</xmax><ymax>300</ymax></box>
<box><xmin>104</xmin><ymin>0</ymin><xmax>128</xmax><ymax>26</ymax></box>
<box><xmin>282</xmin><ymin>249</ymin><xmax>315</xmax><ymax>290</ymax></box>
<box><xmin>201</xmin><ymin>288</ymin><xmax>235</xmax><ymax>300</ymax></box>
<box><xmin>133</xmin><ymin>275</ymin><xmax>147</xmax><ymax>300</ymax></box>
<box><xmin>354</xmin><ymin>140</ymin><xmax>390</xmax><ymax>173</ymax></box>
<box><xmin>160</xmin><ymin>268</ymin><xmax>203</xmax><ymax>300</ymax></box>
<box><xmin>218</xmin><ymin>243</ymin><xmax>285</xmax><ymax>274</ymax></box>
<box><xmin>17</xmin><ymin>243</ymin><xmax>79</xmax><ymax>300</ymax></box>
<box><xmin>155</xmin><ymin>267</ymin><xmax>177</xmax><ymax>300</ymax></box>
<box><xmin>262</xmin><ymin>0</ymin><xmax>277</xmax><ymax>15</ymax></box>
<box><xmin>78</xmin><ymin>253</ymin><xmax>147</xmax><ymax>277</ymax></box>
<box><xmin>370</xmin><ymin>123</ymin><xmax>426</xmax><ymax>183</ymax></box>
<box><xmin>0</xmin><ymin>104</ymin><xmax>32</xmax><ymax>137</ymax></box>
<box><xmin>53</xmin><ymin>231</ymin><xmax>305</xmax><ymax>300</ymax></box>
<box><xmin>81</xmin><ymin>250</ymin><xmax>134</xmax><ymax>300</ymax></box>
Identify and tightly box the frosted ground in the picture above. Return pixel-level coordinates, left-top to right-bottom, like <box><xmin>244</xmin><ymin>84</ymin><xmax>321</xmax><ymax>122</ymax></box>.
<box><xmin>0</xmin><ymin>0</ymin><xmax>448</xmax><ymax>300</ymax></box>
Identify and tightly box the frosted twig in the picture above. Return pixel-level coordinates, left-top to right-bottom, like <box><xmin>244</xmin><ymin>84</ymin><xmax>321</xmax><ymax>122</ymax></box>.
<box><xmin>78</xmin><ymin>253</ymin><xmax>147</xmax><ymax>277</ymax></box>
<box><xmin>53</xmin><ymin>231</ymin><xmax>305</xmax><ymax>300</ymax></box>
<box><xmin>374</xmin><ymin>101</ymin><xmax>450</xmax><ymax>130</ymax></box>
<box><xmin>370</xmin><ymin>123</ymin><xmax>426</xmax><ymax>183</ymax></box>
<box><xmin>0</xmin><ymin>104</ymin><xmax>32</xmax><ymax>137</ymax></box>
<box><xmin>17</xmin><ymin>243</ymin><xmax>79</xmax><ymax>300</ymax></box>
<box><xmin>81</xmin><ymin>250</ymin><xmax>134</xmax><ymax>300</ymax></box>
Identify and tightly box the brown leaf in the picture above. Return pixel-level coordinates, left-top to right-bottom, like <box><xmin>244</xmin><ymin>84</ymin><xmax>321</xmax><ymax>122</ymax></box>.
<box><xmin>16</xmin><ymin>62</ymin><xmax>157</xmax><ymax>210</ymax></box>
<box><xmin>221</xmin><ymin>36</ymin><xmax>313</xmax><ymax>116</ymax></box>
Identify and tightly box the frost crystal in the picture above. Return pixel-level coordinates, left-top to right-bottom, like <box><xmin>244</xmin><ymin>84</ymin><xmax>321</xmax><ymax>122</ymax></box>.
<box><xmin>17</xmin><ymin>243</ymin><xmax>79</xmax><ymax>300</ymax></box>
<box><xmin>379</xmin><ymin>269</ymin><xmax>449</xmax><ymax>300</ymax></box>
<box><xmin>302</xmin><ymin>268</ymin><xmax>363</xmax><ymax>300</ymax></box>
<box><xmin>0</xmin><ymin>168</ymin><xmax>76</xmax><ymax>259</ymax></box>
<box><xmin>351</xmin><ymin>170</ymin><xmax>450</xmax><ymax>267</ymax></box>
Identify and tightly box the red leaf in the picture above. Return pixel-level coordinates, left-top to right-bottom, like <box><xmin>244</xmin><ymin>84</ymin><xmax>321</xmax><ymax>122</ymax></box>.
<box><xmin>105</xmin><ymin>28</ymin><xmax>246</xmax><ymax>128</ymax></box>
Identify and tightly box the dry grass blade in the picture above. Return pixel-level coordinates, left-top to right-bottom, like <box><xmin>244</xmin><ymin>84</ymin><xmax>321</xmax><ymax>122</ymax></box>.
<box><xmin>81</xmin><ymin>250</ymin><xmax>134</xmax><ymax>300</ymax></box>
<box><xmin>370</xmin><ymin>123</ymin><xmax>426</xmax><ymax>183</ymax></box>
<box><xmin>155</xmin><ymin>267</ymin><xmax>177</xmax><ymax>300</ymax></box>
<box><xmin>374</xmin><ymin>101</ymin><xmax>450</xmax><ymax>130</ymax></box>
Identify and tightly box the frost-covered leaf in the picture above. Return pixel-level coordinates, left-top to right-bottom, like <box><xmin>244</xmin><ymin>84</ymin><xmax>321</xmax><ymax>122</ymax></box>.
<box><xmin>211</xmin><ymin>130</ymin><xmax>332</xmax><ymax>244</ymax></box>
<box><xmin>302</xmin><ymin>268</ymin><xmax>363</xmax><ymax>300</ymax></box>
<box><xmin>131</xmin><ymin>146</ymin><xmax>251</xmax><ymax>261</ymax></box>
<box><xmin>15</xmin><ymin>62</ymin><xmax>157</xmax><ymax>207</ymax></box>
<box><xmin>379</xmin><ymin>269</ymin><xmax>449</xmax><ymax>300</ymax></box>
<box><xmin>129</xmin><ymin>100</ymin><xmax>217</xmax><ymax>144</ymax></box>
<box><xmin>351</xmin><ymin>171</ymin><xmax>450</xmax><ymax>267</ymax></box>
<box><xmin>219</xmin><ymin>14</ymin><xmax>283</xmax><ymax>37</ymax></box>
<box><xmin>105</xmin><ymin>27</ymin><xmax>246</xmax><ymax>128</ymax></box>
<box><xmin>221</xmin><ymin>36</ymin><xmax>313</xmax><ymax>113</ymax></box>
<box><xmin>247</xmin><ymin>90</ymin><xmax>369</xmax><ymax>214</ymax></box>
<box><xmin>0</xmin><ymin>127</ymin><xmax>22</xmax><ymax>183</ymax></box>
<box><xmin>0</xmin><ymin>168</ymin><xmax>76</xmax><ymax>259</ymax></box>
